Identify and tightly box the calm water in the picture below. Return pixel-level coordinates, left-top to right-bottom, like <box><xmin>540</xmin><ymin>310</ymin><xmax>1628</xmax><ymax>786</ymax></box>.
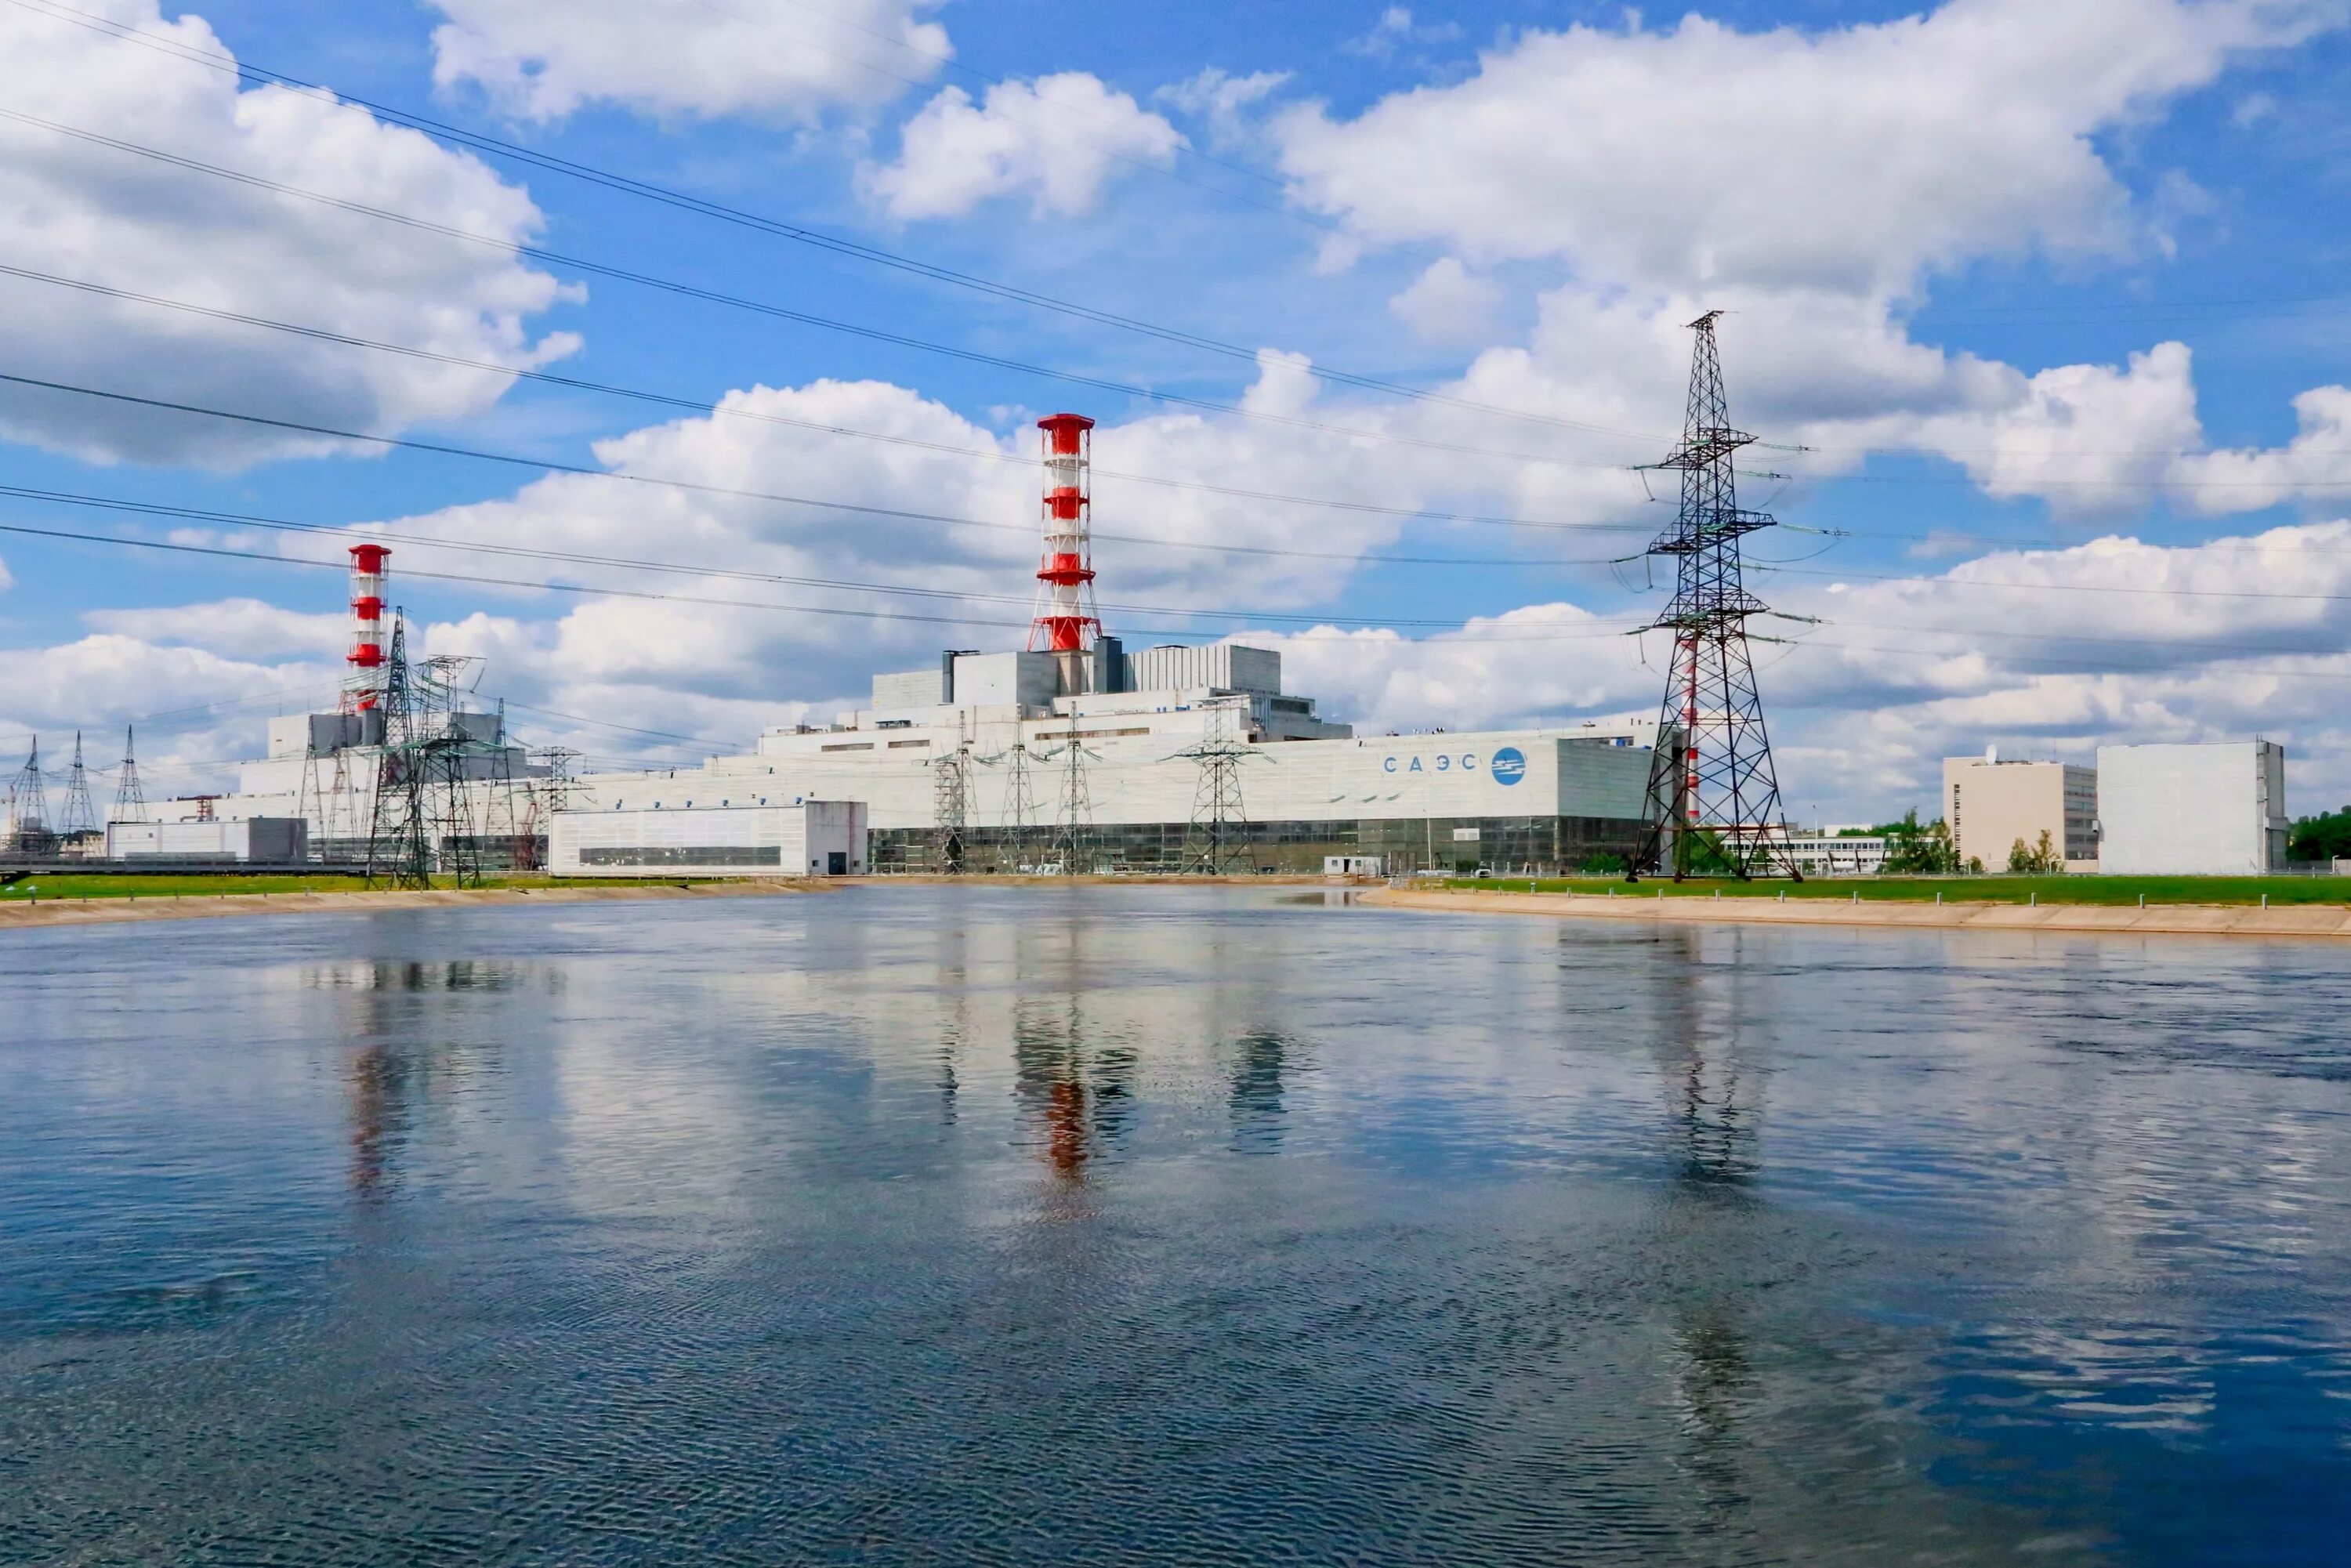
<box><xmin>4</xmin><ymin>886</ymin><xmax>2349</xmax><ymax>1565</ymax></box>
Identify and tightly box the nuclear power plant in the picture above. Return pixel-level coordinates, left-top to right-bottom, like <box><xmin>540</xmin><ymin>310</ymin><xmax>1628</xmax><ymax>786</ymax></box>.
<box><xmin>15</xmin><ymin>410</ymin><xmax>1667</xmax><ymax>878</ymax></box>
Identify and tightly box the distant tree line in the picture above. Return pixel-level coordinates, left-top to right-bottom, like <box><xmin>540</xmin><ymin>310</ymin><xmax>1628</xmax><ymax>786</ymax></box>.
<box><xmin>2290</xmin><ymin>806</ymin><xmax>2351</xmax><ymax>863</ymax></box>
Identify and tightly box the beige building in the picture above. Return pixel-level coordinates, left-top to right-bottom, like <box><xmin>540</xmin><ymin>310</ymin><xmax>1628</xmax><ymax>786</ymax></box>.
<box><xmin>1943</xmin><ymin>752</ymin><xmax>2099</xmax><ymax>871</ymax></box>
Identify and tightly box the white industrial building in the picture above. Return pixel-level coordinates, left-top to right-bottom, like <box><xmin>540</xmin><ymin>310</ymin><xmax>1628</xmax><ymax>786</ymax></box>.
<box><xmin>568</xmin><ymin>643</ymin><xmax>1664</xmax><ymax>875</ymax></box>
<box><xmin>2096</xmin><ymin>741</ymin><xmax>2289</xmax><ymax>875</ymax></box>
<box><xmin>551</xmin><ymin>802</ymin><xmax>867</xmax><ymax>878</ymax></box>
<box><xmin>105</xmin><ymin>817</ymin><xmax>308</xmax><ymax>864</ymax></box>
<box><xmin>1784</xmin><ymin>832</ymin><xmax>1889</xmax><ymax>877</ymax></box>
<box><xmin>94</xmin><ymin>421</ymin><xmax>1676</xmax><ymax>877</ymax></box>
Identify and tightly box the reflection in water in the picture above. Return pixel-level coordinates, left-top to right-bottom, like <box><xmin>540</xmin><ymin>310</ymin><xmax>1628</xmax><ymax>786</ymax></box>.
<box><xmin>5</xmin><ymin>889</ymin><xmax>2351</xmax><ymax>1566</ymax></box>
<box><xmin>345</xmin><ymin>1040</ymin><xmax>411</xmax><ymax>1197</ymax></box>
<box><xmin>1012</xmin><ymin>996</ymin><xmax>1136</xmax><ymax>1182</ymax></box>
<box><xmin>1227</xmin><ymin>1030</ymin><xmax>1296</xmax><ymax>1153</ymax></box>
<box><xmin>307</xmin><ymin>960</ymin><xmax>525</xmax><ymax>1196</ymax></box>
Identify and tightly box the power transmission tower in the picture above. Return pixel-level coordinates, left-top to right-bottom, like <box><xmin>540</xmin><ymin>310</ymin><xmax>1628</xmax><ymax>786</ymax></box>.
<box><xmin>6</xmin><ymin>737</ymin><xmax>51</xmax><ymax>853</ymax></box>
<box><xmin>520</xmin><ymin>746</ymin><xmax>581</xmax><ymax>872</ymax></box>
<box><xmin>929</xmin><ymin>720</ymin><xmax>975</xmax><ymax>873</ymax></box>
<box><xmin>980</xmin><ymin>741</ymin><xmax>1041</xmax><ymax>871</ymax></box>
<box><xmin>1632</xmin><ymin>312</ymin><xmax>1800</xmax><ymax>882</ymax></box>
<box><xmin>478</xmin><ymin>734</ymin><xmax>520</xmax><ymax>874</ymax></box>
<box><xmin>1045</xmin><ymin>712</ymin><xmax>1096</xmax><ymax>875</ymax></box>
<box><xmin>1179</xmin><ymin>697</ymin><xmax>1256</xmax><ymax>875</ymax></box>
<box><xmin>426</xmin><ymin>734</ymin><xmax>485</xmax><ymax>888</ymax></box>
<box><xmin>536</xmin><ymin>747</ymin><xmax>583</xmax><ymax>813</ymax></box>
<box><xmin>59</xmin><ymin>731</ymin><xmax>99</xmax><ymax>840</ymax></box>
<box><xmin>364</xmin><ymin>614</ymin><xmax>433</xmax><ymax>889</ymax></box>
<box><xmin>112</xmin><ymin>726</ymin><xmax>147</xmax><ymax>825</ymax></box>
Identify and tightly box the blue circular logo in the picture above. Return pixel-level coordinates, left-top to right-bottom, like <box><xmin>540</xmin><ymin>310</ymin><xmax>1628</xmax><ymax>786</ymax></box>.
<box><xmin>1491</xmin><ymin>747</ymin><xmax>1527</xmax><ymax>786</ymax></box>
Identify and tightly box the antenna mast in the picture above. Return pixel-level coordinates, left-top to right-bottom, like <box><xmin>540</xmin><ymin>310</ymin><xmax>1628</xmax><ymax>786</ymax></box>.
<box><xmin>1633</xmin><ymin>313</ymin><xmax>1800</xmax><ymax>881</ymax></box>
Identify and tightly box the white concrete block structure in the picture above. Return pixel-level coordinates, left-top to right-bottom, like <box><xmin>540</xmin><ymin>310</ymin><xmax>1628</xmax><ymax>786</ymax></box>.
<box><xmin>550</xmin><ymin>802</ymin><xmax>868</xmax><ymax>878</ymax></box>
<box><xmin>107</xmin><ymin>817</ymin><xmax>309</xmax><ymax>863</ymax></box>
<box><xmin>2096</xmin><ymin>741</ymin><xmax>2288</xmax><ymax>875</ymax></box>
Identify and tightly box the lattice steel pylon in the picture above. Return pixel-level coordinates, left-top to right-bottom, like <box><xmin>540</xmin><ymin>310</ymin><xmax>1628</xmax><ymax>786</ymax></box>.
<box><xmin>364</xmin><ymin>614</ymin><xmax>433</xmax><ymax>889</ymax></box>
<box><xmin>59</xmin><ymin>731</ymin><xmax>99</xmax><ymax>840</ymax></box>
<box><xmin>1179</xmin><ymin>696</ymin><xmax>1255</xmax><ymax>875</ymax></box>
<box><xmin>1044</xmin><ymin>714</ymin><xmax>1096</xmax><ymax>875</ymax></box>
<box><xmin>112</xmin><ymin>726</ymin><xmax>147</xmax><ymax>825</ymax></box>
<box><xmin>986</xmin><ymin>741</ymin><xmax>1041</xmax><ymax>871</ymax></box>
<box><xmin>6</xmin><ymin>737</ymin><xmax>50</xmax><ymax>851</ymax></box>
<box><xmin>929</xmin><ymin>734</ymin><xmax>975</xmax><ymax>874</ymax></box>
<box><xmin>1632</xmin><ymin>312</ymin><xmax>1800</xmax><ymax>882</ymax></box>
<box><xmin>476</xmin><ymin>704</ymin><xmax>522</xmax><ymax>874</ymax></box>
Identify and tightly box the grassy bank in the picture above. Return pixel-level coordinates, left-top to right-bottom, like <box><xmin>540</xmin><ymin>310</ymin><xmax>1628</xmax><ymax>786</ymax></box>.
<box><xmin>0</xmin><ymin>873</ymin><xmax>741</xmax><ymax>901</ymax></box>
<box><xmin>1440</xmin><ymin>874</ymin><xmax>2350</xmax><ymax>907</ymax></box>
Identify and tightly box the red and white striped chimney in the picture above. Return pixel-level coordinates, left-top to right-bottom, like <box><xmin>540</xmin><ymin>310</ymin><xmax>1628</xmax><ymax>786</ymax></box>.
<box><xmin>1029</xmin><ymin>414</ymin><xmax>1099</xmax><ymax>675</ymax></box>
<box><xmin>344</xmin><ymin>544</ymin><xmax>390</xmax><ymax>712</ymax></box>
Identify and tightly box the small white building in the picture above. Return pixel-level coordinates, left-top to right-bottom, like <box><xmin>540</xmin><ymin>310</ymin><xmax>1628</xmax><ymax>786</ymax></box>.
<box><xmin>549</xmin><ymin>802</ymin><xmax>868</xmax><ymax>878</ymax></box>
<box><xmin>1784</xmin><ymin>833</ymin><xmax>1889</xmax><ymax>877</ymax></box>
<box><xmin>1323</xmin><ymin>855</ymin><xmax>1386</xmax><ymax>879</ymax></box>
<box><xmin>107</xmin><ymin>817</ymin><xmax>309</xmax><ymax>864</ymax></box>
<box><xmin>2096</xmin><ymin>741</ymin><xmax>2288</xmax><ymax>875</ymax></box>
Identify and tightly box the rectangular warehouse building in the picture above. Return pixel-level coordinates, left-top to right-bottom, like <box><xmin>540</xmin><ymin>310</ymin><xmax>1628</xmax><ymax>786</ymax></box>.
<box><xmin>2096</xmin><ymin>740</ymin><xmax>2288</xmax><ymax>875</ymax></box>
<box><xmin>550</xmin><ymin>802</ymin><xmax>868</xmax><ymax>878</ymax></box>
<box><xmin>107</xmin><ymin>817</ymin><xmax>309</xmax><ymax>864</ymax></box>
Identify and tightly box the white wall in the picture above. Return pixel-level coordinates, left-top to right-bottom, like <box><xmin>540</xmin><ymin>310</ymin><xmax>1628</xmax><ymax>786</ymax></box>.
<box><xmin>107</xmin><ymin>817</ymin><xmax>306</xmax><ymax>862</ymax></box>
<box><xmin>549</xmin><ymin>802</ymin><xmax>867</xmax><ymax>877</ymax></box>
<box><xmin>606</xmin><ymin>728</ymin><xmax>1655</xmax><ymax>834</ymax></box>
<box><xmin>951</xmin><ymin>651</ymin><xmax>1058</xmax><ymax>709</ymax></box>
<box><xmin>872</xmin><ymin>666</ymin><xmax>949</xmax><ymax>709</ymax></box>
<box><xmin>2096</xmin><ymin>741</ymin><xmax>2287</xmax><ymax>875</ymax></box>
<box><xmin>1129</xmin><ymin>643</ymin><xmax>1281</xmax><ymax>696</ymax></box>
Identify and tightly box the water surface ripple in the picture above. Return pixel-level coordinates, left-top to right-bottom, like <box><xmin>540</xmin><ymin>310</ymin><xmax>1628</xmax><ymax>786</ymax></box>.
<box><xmin>4</xmin><ymin>886</ymin><xmax>2349</xmax><ymax>1564</ymax></box>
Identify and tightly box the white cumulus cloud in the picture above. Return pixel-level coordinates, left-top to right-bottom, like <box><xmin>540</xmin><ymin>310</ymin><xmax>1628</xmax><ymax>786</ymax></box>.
<box><xmin>427</xmin><ymin>0</ymin><xmax>951</xmax><ymax>123</ymax></box>
<box><xmin>0</xmin><ymin>0</ymin><xmax>575</xmax><ymax>467</ymax></box>
<box><xmin>863</xmin><ymin>73</ymin><xmax>1186</xmax><ymax>220</ymax></box>
<box><xmin>1389</xmin><ymin>258</ymin><xmax>1503</xmax><ymax>346</ymax></box>
<box><xmin>1275</xmin><ymin>0</ymin><xmax>2335</xmax><ymax>292</ymax></box>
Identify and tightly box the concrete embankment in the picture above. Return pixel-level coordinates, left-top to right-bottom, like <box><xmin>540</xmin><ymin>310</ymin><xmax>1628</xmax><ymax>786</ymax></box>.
<box><xmin>0</xmin><ymin>880</ymin><xmax>818</xmax><ymax>932</ymax></box>
<box><xmin>1364</xmin><ymin>885</ymin><xmax>2351</xmax><ymax>940</ymax></box>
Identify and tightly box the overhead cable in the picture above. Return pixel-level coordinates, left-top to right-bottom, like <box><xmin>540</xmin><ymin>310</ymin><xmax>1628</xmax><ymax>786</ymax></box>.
<box><xmin>0</xmin><ymin>8</ymin><xmax>1672</xmax><ymax>447</ymax></box>
<box><xmin>0</xmin><ymin>263</ymin><xmax>1651</xmax><ymax>537</ymax></box>
<box><xmin>0</xmin><ymin>518</ymin><xmax>1655</xmax><ymax>643</ymax></box>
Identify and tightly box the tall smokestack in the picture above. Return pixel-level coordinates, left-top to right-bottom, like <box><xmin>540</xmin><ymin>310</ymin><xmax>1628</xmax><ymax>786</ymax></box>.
<box><xmin>345</xmin><ymin>543</ymin><xmax>390</xmax><ymax>712</ymax></box>
<box><xmin>1029</xmin><ymin>413</ymin><xmax>1099</xmax><ymax>693</ymax></box>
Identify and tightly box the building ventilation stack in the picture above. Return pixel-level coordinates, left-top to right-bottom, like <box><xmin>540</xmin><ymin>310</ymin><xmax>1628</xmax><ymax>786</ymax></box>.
<box><xmin>344</xmin><ymin>544</ymin><xmax>391</xmax><ymax>713</ymax></box>
<box><xmin>1028</xmin><ymin>413</ymin><xmax>1100</xmax><ymax>697</ymax></box>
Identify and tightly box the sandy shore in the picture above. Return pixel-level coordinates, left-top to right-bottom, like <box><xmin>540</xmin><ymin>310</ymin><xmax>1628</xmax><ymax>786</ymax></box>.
<box><xmin>1364</xmin><ymin>885</ymin><xmax>2351</xmax><ymax>940</ymax></box>
<box><xmin>0</xmin><ymin>879</ymin><xmax>820</xmax><ymax>932</ymax></box>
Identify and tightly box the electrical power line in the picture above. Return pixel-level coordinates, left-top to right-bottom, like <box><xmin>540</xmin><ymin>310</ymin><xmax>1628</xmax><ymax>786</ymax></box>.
<box><xmin>12</xmin><ymin>2</ymin><xmax>2331</xmax><ymax>483</ymax></box>
<box><xmin>0</xmin><ymin>516</ymin><xmax>1656</xmax><ymax>642</ymax></box>
<box><xmin>0</xmin><ymin>485</ymin><xmax>1632</xmax><ymax>614</ymax></box>
<box><xmin>8</xmin><ymin>0</ymin><xmax>1476</xmax><ymax>297</ymax></box>
<box><xmin>0</xmin><ymin>73</ymin><xmax>1676</xmax><ymax>454</ymax></box>
<box><xmin>0</xmin><ymin>263</ymin><xmax>1659</xmax><ymax>537</ymax></box>
<box><xmin>0</xmin><ymin>484</ymin><xmax>1621</xmax><ymax>632</ymax></box>
<box><xmin>1756</xmin><ymin>561</ymin><xmax>2351</xmax><ymax>604</ymax></box>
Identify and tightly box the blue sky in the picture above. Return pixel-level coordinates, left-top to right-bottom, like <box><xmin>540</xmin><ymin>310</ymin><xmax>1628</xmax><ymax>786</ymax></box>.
<box><xmin>1</xmin><ymin>0</ymin><xmax>2348</xmax><ymax>821</ymax></box>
